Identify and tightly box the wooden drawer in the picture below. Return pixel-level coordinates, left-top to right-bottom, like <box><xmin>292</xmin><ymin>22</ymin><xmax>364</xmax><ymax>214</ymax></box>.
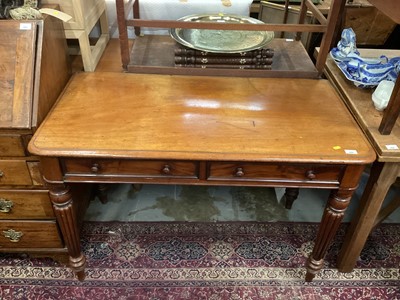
<box><xmin>0</xmin><ymin>135</ymin><xmax>26</xmax><ymax>157</ymax></box>
<box><xmin>0</xmin><ymin>190</ymin><xmax>53</xmax><ymax>219</ymax></box>
<box><xmin>0</xmin><ymin>221</ymin><xmax>62</xmax><ymax>248</ymax></box>
<box><xmin>0</xmin><ymin>160</ymin><xmax>32</xmax><ymax>186</ymax></box>
<box><xmin>63</xmin><ymin>159</ymin><xmax>199</xmax><ymax>179</ymax></box>
<box><xmin>208</xmin><ymin>162</ymin><xmax>344</xmax><ymax>184</ymax></box>
<box><xmin>26</xmin><ymin>161</ymin><xmax>44</xmax><ymax>186</ymax></box>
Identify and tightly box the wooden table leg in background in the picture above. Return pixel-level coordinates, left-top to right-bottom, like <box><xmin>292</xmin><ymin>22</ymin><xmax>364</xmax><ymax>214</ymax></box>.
<box><xmin>282</xmin><ymin>188</ymin><xmax>299</xmax><ymax>209</ymax></box>
<box><xmin>337</xmin><ymin>161</ymin><xmax>400</xmax><ymax>272</ymax></box>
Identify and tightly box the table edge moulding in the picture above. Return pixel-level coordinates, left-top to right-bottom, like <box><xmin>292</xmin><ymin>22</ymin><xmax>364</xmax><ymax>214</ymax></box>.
<box><xmin>115</xmin><ymin>0</ymin><xmax>346</xmax><ymax>78</ymax></box>
<box><xmin>28</xmin><ymin>72</ymin><xmax>376</xmax><ymax>282</ymax></box>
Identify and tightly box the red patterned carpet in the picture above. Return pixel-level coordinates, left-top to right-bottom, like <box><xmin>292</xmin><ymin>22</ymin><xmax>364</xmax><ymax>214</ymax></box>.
<box><xmin>1</xmin><ymin>222</ymin><xmax>399</xmax><ymax>299</ymax></box>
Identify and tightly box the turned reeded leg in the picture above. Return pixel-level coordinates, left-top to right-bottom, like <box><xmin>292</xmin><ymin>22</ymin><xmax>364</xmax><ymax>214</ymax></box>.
<box><xmin>48</xmin><ymin>182</ymin><xmax>86</xmax><ymax>280</ymax></box>
<box><xmin>306</xmin><ymin>188</ymin><xmax>351</xmax><ymax>281</ymax></box>
<box><xmin>305</xmin><ymin>165</ymin><xmax>365</xmax><ymax>282</ymax></box>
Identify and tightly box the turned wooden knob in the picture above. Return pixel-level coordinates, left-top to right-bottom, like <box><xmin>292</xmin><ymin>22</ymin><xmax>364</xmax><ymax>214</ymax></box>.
<box><xmin>90</xmin><ymin>163</ymin><xmax>100</xmax><ymax>173</ymax></box>
<box><xmin>306</xmin><ymin>170</ymin><xmax>316</xmax><ymax>180</ymax></box>
<box><xmin>162</xmin><ymin>165</ymin><xmax>171</xmax><ymax>174</ymax></box>
<box><xmin>235</xmin><ymin>167</ymin><xmax>245</xmax><ymax>177</ymax></box>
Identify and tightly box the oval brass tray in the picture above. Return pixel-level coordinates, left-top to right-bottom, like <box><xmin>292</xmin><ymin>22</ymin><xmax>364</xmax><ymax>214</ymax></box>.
<box><xmin>170</xmin><ymin>14</ymin><xmax>274</xmax><ymax>53</ymax></box>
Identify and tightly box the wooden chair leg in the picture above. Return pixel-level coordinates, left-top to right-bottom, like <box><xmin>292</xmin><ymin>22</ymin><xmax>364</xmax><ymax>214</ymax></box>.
<box><xmin>337</xmin><ymin>162</ymin><xmax>400</xmax><ymax>272</ymax></box>
<box><xmin>373</xmin><ymin>195</ymin><xmax>400</xmax><ymax>227</ymax></box>
<box><xmin>133</xmin><ymin>0</ymin><xmax>141</xmax><ymax>36</ymax></box>
<box><xmin>116</xmin><ymin>0</ymin><xmax>131</xmax><ymax>69</ymax></box>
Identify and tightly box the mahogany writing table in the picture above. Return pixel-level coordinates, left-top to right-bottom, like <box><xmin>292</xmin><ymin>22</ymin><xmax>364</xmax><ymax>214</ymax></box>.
<box><xmin>28</xmin><ymin>72</ymin><xmax>375</xmax><ymax>281</ymax></box>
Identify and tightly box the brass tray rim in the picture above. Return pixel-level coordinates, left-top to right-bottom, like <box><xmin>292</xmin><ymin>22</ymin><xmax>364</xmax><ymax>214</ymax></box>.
<box><xmin>170</xmin><ymin>13</ymin><xmax>274</xmax><ymax>53</ymax></box>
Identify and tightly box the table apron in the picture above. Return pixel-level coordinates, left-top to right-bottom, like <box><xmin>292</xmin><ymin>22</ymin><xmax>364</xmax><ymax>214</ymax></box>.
<box><xmin>63</xmin><ymin>174</ymin><xmax>341</xmax><ymax>189</ymax></box>
<box><xmin>60</xmin><ymin>158</ymin><xmax>345</xmax><ymax>188</ymax></box>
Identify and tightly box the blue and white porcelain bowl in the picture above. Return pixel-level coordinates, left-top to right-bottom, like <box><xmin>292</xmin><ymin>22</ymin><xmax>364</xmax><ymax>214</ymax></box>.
<box><xmin>330</xmin><ymin>28</ymin><xmax>400</xmax><ymax>88</ymax></box>
<box><xmin>348</xmin><ymin>58</ymin><xmax>394</xmax><ymax>84</ymax></box>
<box><xmin>336</xmin><ymin>62</ymin><xmax>377</xmax><ymax>88</ymax></box>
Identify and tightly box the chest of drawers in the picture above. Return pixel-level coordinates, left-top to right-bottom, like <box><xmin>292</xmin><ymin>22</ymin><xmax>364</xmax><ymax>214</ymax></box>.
<box><xmin>0</xmin><ymin>14</ymin><xmax>71</xmax><ymax>253</ymax></box>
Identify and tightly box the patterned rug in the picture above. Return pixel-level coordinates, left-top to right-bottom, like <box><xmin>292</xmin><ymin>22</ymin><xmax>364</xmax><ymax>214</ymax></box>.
<box><xmin>1</xmin><ymin>222</ymin><xmax>399</xmax><ymax>300</ymax></box>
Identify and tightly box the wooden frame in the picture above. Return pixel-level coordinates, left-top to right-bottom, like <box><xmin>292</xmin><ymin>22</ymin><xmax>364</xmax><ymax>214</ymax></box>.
<box><xmin>379</xmin><ymin>71</ymin><xmax>400</xmax><ymax>135</ymax></box>
<box><xmin>323</xmin><ymin>0</ymin><xmax>400</xmax><ymax>273</ymax></box>
<box><xmin>366</xmin><ymin>0</ymin><xmax>400</xmax><ymax>135</ymax></box>
<box><xmin>41</xmin><ymin>0</ymin><xmax>110</xmax><ymax>72</ymax></box>
<box><xmin>115</xmin><ymin>0</ymin><xmax>345</xmax><ymax>78</ymax></box>
<box><xmin>322</xmin><ymin>46</ymin><xmax>400</xmax><ymax>273</ymax></box>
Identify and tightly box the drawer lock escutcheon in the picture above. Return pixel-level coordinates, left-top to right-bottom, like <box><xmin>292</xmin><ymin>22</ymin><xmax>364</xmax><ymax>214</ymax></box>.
<box><xmin>306</xmin><ymin>170</ymin><xmax>316</xmax><ymax>180</ymax></box>
<box><xmin>3</xmin><ymin>229</ymin><xmax>23</xmax><ymax>242</ymax></box>
<box><xmin>0</xmin><ymin>198</ymin><xmax>13</xmax><ymax>213</ymax></box>
<box><xmin>235</xmin><ymin>167</ymin><xmax>245</xmax><ymax>177</ymax></box>
<box><xmin>162</xmin><ymin>165</ymin><xmax>171</xmax><ymax>175</ymax></box>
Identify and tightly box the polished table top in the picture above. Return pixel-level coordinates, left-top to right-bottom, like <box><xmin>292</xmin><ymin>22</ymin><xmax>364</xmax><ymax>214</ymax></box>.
<box><xmin>29</xmin><ymin>72</ymin><xmax>374</xmax><ymax>164</ymax></box>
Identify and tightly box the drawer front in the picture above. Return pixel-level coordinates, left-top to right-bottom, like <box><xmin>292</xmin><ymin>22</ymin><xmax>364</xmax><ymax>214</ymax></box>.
<box><xmin>0</xmin><ymin>135</ymin><xmax>26</xmax><ymax>157</ymax></box>
<box><xmin>27</xmin><ymin>161</ymin><xmax>44</xmax><ymax>186</ymax></box>
<box><xmin>64</xmin><ymin>159</ymin><xmax>199</xmax><ymax>179</ymax></box>
<box><xmin>0</xmin><ymin>160</ymin><xmax>32</xmax><ymax>186</ymax></box>
<box><xmin>0</xmin><ymin>190</ymin><xmax>53</xmax><ymax>219</ymax></box>
<box><xmin>0</xmin><ymin>221</ymin><xmax>62</xmax><ymax>248</ymax></box>
<box><xmin>208</xmin><ymin>162</ymin><xmax>344</xmax><ymax>183</ymax></box>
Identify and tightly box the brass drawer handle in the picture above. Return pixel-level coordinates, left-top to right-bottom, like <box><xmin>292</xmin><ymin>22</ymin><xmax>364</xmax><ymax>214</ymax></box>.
<box><xmin>0</xmin><ymin>198</ymin><xmax>13</xmax><ymax>213</ymax></box>
<box><xmin>306</xmin><ymin>170</ymin><xmax>316</xmax><ymax>180</ymax></box>
<box><xmin>0</xmin><ymin>170</ymin><xmax>3</xmax><ymax>178</ymax></box>
<box><xmin>3</xmin><ymin>229</ymin><xmax>23</xmax><ymax>242</ymax></box>
<box><xmin>235</xmin><ymin>167</ymin><xmax>245</xmax><ymax>177</ymax></box>
<box><xmin>90</xmin><ymin>163</ymin><xmax>100</xmax><ymax>173</ymax></box>
<box><xmin>162</xmin><ymin>164</ymin><xmax>171</xmax><ymax>175</ymax></box>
